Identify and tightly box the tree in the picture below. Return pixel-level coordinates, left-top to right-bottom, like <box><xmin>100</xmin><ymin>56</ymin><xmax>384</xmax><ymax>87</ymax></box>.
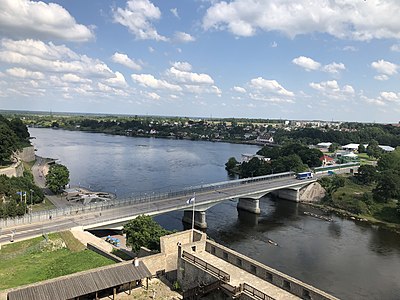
<box><xmin>45</xmin><ymin>164</ymin><xmax>70</xmax><ymax>193</ymax></box>
<box><xmin>225</xmin><ymin>157</ymin><xmax>239</xmax><ymax>173</ymax></box>
<box><xmin>328</xmin><ymin>143</ymin><xmax>339</xmax><ymax>153</ymax></box>
<box><xmin>358</xmin><ymin>144</ymin><xmax>366</xmax><ymax>153</ymax></box>
<box><xmin>123</xmin><ymin>215</ymin><xmax>172</xmax><ymax>252</ymax></box>
<box><xmin>366</xmin><ymin>140</ymin><xmax>382</xmax><ymax>159</ymax></box>
<box><xmin>0</xmin><ymin>123</ymin><xmax>19</xmax><ymax>164</ymax></box>
<box><xmin>373</xmin><ymin>170</ymin><xmax>400</xmax><ymax>203</ymax></box>
<box><xmin>319</xmin><ymin>175</ymin><xmax>345</xmax><ymax>201</ymax></box>
<box><xmin>355</xmin><ymin>165</ymin><xmax>376</xmax><ymax>185</ymax></box>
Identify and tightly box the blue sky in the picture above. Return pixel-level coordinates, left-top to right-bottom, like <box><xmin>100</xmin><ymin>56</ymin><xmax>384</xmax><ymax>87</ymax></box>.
<box><xmin>1</xmin><ymin>0</ymin><xmax>400</xmax><ymax>122</ymax></box>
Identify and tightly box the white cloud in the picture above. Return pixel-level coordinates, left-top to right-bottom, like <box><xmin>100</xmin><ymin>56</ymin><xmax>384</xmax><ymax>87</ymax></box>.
<box><xmin>171</xmin><ymin>61</ymin><xmax>192</xmax><ymax>72</ymax></box>
<box><xmin>0</xmin><ymin>39</ymin><xmax>113</xmax><ymax>78</ymax></box>
<box><xmin>271</xmin><ymin>41</ymin><xmax>278</xmax><ymax>48</ymax></box>
<box><xmin>203</xmin><ymin>0</ymin><xmax>400</xmax><ymax>40</ymax></box>
<box><xmin>292</xmin><ymin>56</ymin><xmax>321</xmax><ymax>71</ymax></box>
<box><xmin>62</xmin><ymin>73</ymin><xmax>92</xmax><ymax>83</ymax></box>
<box><xmin>371</xmin><ymin>59</ymin><xmax>398</xmax><ymax>76</ymax></box>
<box><xmin>0</xmin><ymin>0</ymin><xmax>93</xmax><ymax>42</ymax></box>
<box><xmin>105</xmin><ymin>71</ymin><xmax>128</xmax><ymax>88</ymax></box>
<box><xmin>362</xmin><ymin>91</ymin><xmax>400</xmax><ymax>106</ymax></box>
<box><xmin>233</xmin><ymin>86</ymin><xmax>246</xmax><ymax>93</ymax></box>
<box><xmin>167</xmin><ymin>67</ymin><xmax>214</xmax><ymax>85</ymax></box>
<box><xmin>374</xmin><ymin>74</ymin><xmax>389</xmax><ymax>81</ymax></box>
<box><xmin>170</xmin><ymin>8</ymin><xmax>179</xmax><ymax>18</ymax></box>
<box><xmin>113</xmin><ymin>0</ymin><xmax>167</xmax><ymax>41</ymax></box>
<box><xmin>380</xmin><ymin>92</ymin><xmax>400</xmax><ymax>102</ymax></box>
<box><xmin>249</xmin><ymin>77</ymin><xmax>294</xmax><ymax>102</ymax></box>
<box><xmin>343</xmin><ymin>46</ymin><xmax>357</xmax><ymax>52</ymax></box>
<box><xmin>148</xmin><ymin>46</ymin><xmax>155</xmax><ymax>53</ymax></box>
<box><xmin>390</xmin><ymin>44</ymin><xmax>400</xmax><ymax>52</ymax></box>
<box><xmin>131</xmin><ymin>74</ymin><xmax>182</xmax><ymax>91</ymax></box>
<box><xmin>147</xmin><ymin>92</ymin><xmax>161</xmax><ymax>100</ymax></box>
<box><xmin>6</xmin><ymin>67</ymin><xmax>44</xmax><ymax>80</ymax></box>
<box><xmin>174</xmin><ymin>31</ymin><xmax>196</xmax><ymax>43</ymax></box>
<box><xmin>323</xmin><ymin>62</ymin><xmax>346</xmax><ymax>74</ymax></box>
<box><xmin>111</xmin><ymin>52</ymin><xmax>142</xmax><ymax>71</ymax></box>
<box><xmin>310</xmin><ymin>80</ymin><xmax>355</xmax><ymax>100</ymax></box>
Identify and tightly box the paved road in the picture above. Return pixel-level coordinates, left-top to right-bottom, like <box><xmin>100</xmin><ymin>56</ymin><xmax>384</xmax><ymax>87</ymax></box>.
<box><xmin>0</xmin><ymin>174</ymin><xmax>316</xmax><ymax>245</ymax></box>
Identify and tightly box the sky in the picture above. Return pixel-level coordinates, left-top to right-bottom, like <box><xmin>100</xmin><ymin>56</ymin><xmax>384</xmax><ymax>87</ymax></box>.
<box><xmin>1</xmin><ymin>0</ymin><xmax>400</xmax><ymax>123</ymax></box>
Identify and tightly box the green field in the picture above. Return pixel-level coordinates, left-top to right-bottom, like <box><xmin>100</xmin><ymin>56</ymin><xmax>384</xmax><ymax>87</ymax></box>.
<box><xmin>0</xmin><ymin>231</ymin><xmax>114</xmax><ymax>290</ymax></box>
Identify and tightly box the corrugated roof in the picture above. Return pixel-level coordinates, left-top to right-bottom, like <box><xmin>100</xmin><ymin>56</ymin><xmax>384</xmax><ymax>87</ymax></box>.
<box><xmin>8</xmin><ymin>261</ymin><xmax>151</xmax><ymax>300</ymax></box>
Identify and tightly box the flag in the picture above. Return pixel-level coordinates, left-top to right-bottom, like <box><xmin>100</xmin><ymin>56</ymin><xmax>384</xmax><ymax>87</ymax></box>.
<box><xmin>16</xmin><ymin>191</ymin><xmax>22</xmax><ymax>195</ymax></box>
<box><xmin>186</xmin><ymin>196</ymin><xmax>195</xmax><ymax>205</ymax></box>
<box><xmin>23</xmin><ymin>192</ymin><xmax>27</xmax><ymax>196</ymax></box>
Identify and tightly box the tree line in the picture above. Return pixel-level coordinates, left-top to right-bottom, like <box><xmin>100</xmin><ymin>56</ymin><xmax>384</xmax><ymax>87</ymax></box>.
<box><xmin>226</xmin><ymin>143</ymin><xmax>323</xmax><ymax>178</ymax></box>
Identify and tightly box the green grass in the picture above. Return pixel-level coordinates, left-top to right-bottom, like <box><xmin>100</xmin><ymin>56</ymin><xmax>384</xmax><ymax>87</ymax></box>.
<box><xmin>30</xmin><ymin>199</ymin><xmax>56</xmax><ymax>212</ymax></box>
<box><xmin>329</xmin><ymin>178</ymin><xmax>400</xmax><ymax>224</ymax></box>
<box><xmin>0</xmin><ymin>232</ymin><xmax>114</xmax><ymax>290</ymax></box>
<box><xmin>357</xmin><ymin>153</ymin><xmax>377</xmax><ymax>161</ymax></box>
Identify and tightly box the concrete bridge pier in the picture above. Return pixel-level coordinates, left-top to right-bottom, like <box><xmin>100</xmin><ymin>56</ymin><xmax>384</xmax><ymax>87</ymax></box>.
<box><xmin>272</xmin><ymin>188</ymin><xmax>300</xmax><ymax>202</ymax></box>
<box><xmin>182</xmin><ymin>210</ymin><xmax>207</xmax><ymax>229</ymax></box>
<box><xmin>237</xmin><ymin>197</ymin><xmax>261</xmax><ymax>214</ymax></box>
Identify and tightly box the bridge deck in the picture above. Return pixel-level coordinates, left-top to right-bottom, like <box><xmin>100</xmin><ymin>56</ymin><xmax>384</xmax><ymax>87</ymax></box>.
<box><xmin>194</xmin><ymin>251</ymin><xmax>300</xmax><ymax>299</ymax></box>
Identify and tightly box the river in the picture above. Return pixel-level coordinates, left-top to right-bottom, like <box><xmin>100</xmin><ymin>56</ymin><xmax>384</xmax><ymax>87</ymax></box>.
<box><xmin>29</xmin><ymin>128</ymin><xmax>400</xmax><ymax>300</ymax></box>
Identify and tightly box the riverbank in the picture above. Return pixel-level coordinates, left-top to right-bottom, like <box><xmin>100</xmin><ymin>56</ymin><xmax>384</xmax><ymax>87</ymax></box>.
<box><xmin>302</xmin><ymin>202</ymin><xmax>400</xmax><ymax>234</ymax></box>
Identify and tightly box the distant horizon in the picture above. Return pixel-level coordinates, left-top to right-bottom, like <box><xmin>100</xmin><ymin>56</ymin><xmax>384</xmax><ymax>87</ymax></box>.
<box><xmin>0</xmin><ymin>109</ymin><xmax>396</xmax><ymax>125</ymax></box>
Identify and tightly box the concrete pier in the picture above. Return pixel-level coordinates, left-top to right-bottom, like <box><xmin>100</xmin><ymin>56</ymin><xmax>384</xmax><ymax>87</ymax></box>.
<box><xmin>272</xmin><ymin>189</ymin><xmax>300</xmax><ymax>202</ymax></box>
<box><xmin>237</xmin><ymin>197</ymin><xmax>261</xmax><ymax>214</ymax></box>
<box><xmin>182</xmin><ymin>210</ymin><xmax>207</xmax><ymax>229</ymax></box>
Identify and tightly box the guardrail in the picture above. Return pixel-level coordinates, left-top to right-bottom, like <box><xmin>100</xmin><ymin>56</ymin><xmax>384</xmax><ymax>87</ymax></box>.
<box><xmin>243</xmin><ymin>283</ymin><xmax>276</xmax><ymax>300</ymax></box>
<box><xmin>182</xmin><ymin>250</ymin><xmax>230</xmax><ymax>282</ymax></box>
<box><xmin>0</xmin><ymin>172</ymin><xmax>296</xmax><ymax>228</ymax></box>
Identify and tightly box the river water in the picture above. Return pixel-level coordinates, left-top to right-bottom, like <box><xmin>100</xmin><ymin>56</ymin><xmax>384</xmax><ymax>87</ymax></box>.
<box><xmin>29</xmin><ymin>128</ymin><xmax>400</xmax><ymax>300</ymax></box>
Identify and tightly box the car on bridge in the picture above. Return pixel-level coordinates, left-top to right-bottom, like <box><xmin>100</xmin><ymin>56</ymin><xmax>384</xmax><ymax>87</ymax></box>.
<box><xmin>296</xmin><ymin>172</ymin><xmax>313</xmax><ymax>180</ymax></box>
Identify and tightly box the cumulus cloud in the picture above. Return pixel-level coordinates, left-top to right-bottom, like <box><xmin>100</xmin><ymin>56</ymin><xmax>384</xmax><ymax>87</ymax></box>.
<box><xmin>6</xmin><ymin>67</ymin><xmax>44</xmax><ymax>80</ymax></box>
<box><xmin>113</xmin><ymin>0</ymin><xmax>167</xmax><ymax>41</ymax></box>
<box><xmin>0</xmin><ymin>39</ymin><xmax>131</xmax><ymax>100</ymax></box>
<box><xmin>292</xmin><ymin>56</ymin><xmax>321</xmax><ymax>71</ymax></box>
<box><xmin>362</xmin><ymin>91</ymin><xmax>400</xmax><ymax>106</ymax></box>
<box><xmin>0</xmin><ymin>39</ymin><xmax>114</xmax><ymax>77</ymax></box>
<box><xmin>374</xmin><ymin>74</ymin><xmax>389</xmax><ymax>81</ymax></box>
<box><xmin>233</xmin><ymin>86</ymin><xmax>246</xmax><ymax>93</ymax></box>
<box><xmin>111</xmin><ymin>52</ymin><xmax>142</xmax><ymax>71</ymax></box>
<box><xmin>0</xmin><ymin>0</ymin><xmax>93</xmax><ymax>42</ymax></box>
<box><xmin>250</xmin><ymin>77</ymin><xmax>294</xmax><ymax>97</ymax></box>
<box><xmin>323</xmin><ymin>62</ymin><xmax>346</xmax><ymax>74</ymax></box>
<box><xmin>310</xmin><ymin>80</ymin><xmax>355</xmax><ymax>100</ymax></box>
<box><xmin>131</xmin><ymin>74</ymin><xmax>182</xmax><ymax>91</ymax></box>
<box><xmin>167</xmin><ymin>67</ymin><xmax>214</xmax><ymax>85</ymax></box>
<box><xmin>171</xmin><ymin>61</ymin><xmax>192</xmax><ymax>72</ymax></box>
<box><xmin>174</xmin><ymin>31</ymin><xmax>196</xmax><ymax>43</ymax></box>
<box><xmin>203</xmin><ymin>0</ymin><xmax>400</xmax><ymax>41</ymax></box>
<box><xmin>371</xmin><ymin>59</ymin><xmax>398</xmax><ymax>76</ymax></box>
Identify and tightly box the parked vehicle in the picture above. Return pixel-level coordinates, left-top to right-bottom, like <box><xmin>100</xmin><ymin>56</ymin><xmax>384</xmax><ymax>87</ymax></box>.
<box><xmin>105</xmin><ymin>235</ymin><xmax>120</xmax><ymax>247</ymax></box>
<box><xmin>296</xmin><ymin>172</ymin><xmax>313</xmax><ymax>180</ymax></box>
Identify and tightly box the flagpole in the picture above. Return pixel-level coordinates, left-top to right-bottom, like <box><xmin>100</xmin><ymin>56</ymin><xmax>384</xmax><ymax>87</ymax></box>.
<box><xmin>191</xmin><ymin>192</ymin><xmax>195</xmax><ymax>242</ymax></box>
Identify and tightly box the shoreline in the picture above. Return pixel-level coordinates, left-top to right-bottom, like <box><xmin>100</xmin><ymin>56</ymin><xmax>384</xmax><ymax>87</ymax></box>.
<box><xmin>301</xmin><ymin>201</ymin><xmax>400</xmax><ymax>234</ymax></box>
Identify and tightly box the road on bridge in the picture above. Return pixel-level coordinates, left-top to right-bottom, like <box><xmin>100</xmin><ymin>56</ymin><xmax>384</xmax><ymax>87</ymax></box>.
<box><xmin>0</xmin><ymin>173</ymin><xmax>319</xmax><ymax>245</ymax></box>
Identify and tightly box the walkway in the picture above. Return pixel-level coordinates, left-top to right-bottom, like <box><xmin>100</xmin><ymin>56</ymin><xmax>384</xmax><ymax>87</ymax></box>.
<box><xmin>193</xmin><ymin>251</ymin><xmax>300</xmax><ymax>299</ymax></box>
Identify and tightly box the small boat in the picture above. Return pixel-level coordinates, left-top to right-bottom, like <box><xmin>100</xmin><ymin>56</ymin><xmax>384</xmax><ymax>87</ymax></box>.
<box><xmin>267</xmin><ymin>239</ymin><xmax>278</xmax><ymax>246</ymax></box>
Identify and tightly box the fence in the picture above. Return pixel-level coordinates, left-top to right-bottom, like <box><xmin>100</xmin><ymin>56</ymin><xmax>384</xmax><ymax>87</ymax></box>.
<box><xmin>0</xmin><ymin>172</ymin><xmax>295</xmax><ymax>228</ymax></box>
<box><xmin>243</xmin><ymin>283</ymin><xmax>275</xmax><ymax>300</ymax></box>
<box><xmin>181</xmin><ymin>250</ymin><xmax>230</xmax><ymax>282</ymax></box>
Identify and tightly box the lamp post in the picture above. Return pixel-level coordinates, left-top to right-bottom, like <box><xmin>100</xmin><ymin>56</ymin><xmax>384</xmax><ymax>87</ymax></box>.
<box><xmin>30</xmin><ymin>189</ymin><xmax>34</xmax><ymax>214</ymax></box>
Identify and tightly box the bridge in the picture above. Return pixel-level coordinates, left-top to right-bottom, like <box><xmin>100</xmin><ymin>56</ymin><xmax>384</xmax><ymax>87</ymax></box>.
<box><xmin>0</xmin><ymin>164</ymin><xmax>358</xmax><ymax>245</ymax></box>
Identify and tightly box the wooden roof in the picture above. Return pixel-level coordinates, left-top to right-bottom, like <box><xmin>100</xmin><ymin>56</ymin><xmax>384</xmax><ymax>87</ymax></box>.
<box><xmin>8</xmin><ymin>261</ymin><xmax>151</xmax><ymax>300</ymax></box>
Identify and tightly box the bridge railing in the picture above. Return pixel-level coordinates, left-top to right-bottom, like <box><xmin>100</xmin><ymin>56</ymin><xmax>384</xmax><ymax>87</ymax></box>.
<box><xmin>243</xmin><ymin>283</ymin><xmax>276</xmax><ymax>300</ymax></box>
<box><xmin>0</xmin><ymin>172</ymin><xmax>295</xmax><ymax>228</ymax></box>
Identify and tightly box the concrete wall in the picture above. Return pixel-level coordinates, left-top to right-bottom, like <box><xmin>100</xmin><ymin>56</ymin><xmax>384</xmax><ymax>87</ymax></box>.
<box><xmin>0</xmin><ymin>161</ymin><xmax>24</xmax><ymax>178</ymax></box>
<box><xmin>178</xmin><ymin>257</ymin><xmax>219</xmax><ymax>292</ymax></box>
<box><xmin>86</xmin><ymin>243</ymin><xmax>123</xmax><ymax>263</ymax></box>
<box><xmin>299</xmin><ymin>182</ymin><xmax>326</xmax><ymax>202</ymax></box>
<box><xmin>271</xmin><ymin>188</ymin><xmax>300</xmax><ymax>202</ymax></box>
<box><xmin>205</xmin><ymin>240</ymin><xmax>338</xmax><ymax>300</ymax></box>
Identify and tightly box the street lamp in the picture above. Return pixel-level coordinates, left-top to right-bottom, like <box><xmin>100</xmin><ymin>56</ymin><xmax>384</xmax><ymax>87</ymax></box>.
<box><xmin>30</xmin><ymin>189</ymin><xmax>34</xmax><ymax>213</ymax></box>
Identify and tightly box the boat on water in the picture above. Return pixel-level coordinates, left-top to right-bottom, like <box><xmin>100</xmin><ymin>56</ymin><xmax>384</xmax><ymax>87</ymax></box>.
<box><xmin>267</xmin><ymin>239</ymin><xmax>278</xmax><ymax>246</ymax></box>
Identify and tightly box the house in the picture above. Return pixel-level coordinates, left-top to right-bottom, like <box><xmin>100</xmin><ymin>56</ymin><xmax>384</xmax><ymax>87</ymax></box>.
<box><xmin>317</xmin><ymin>142</ymin><xmax>332</xmax><ymax>149</ymax></box>
<box><xmin>256</xmin><ymin>133</ymin><xmax>274</xmax><ymax>144</ymax></box>
<box><xmin>241</xmin><ymin>154</ymin><xmax>271</xmax><ymax>163</ymax></box>
<box><xmin>341</xmin><ymin>143</ymin><xmax>361</xmax><ymax>152</ymax></box>
<box><xmin>319</xmin><ymin>155</ymin><xmax>334</xmax><ymax>166</ymax></box>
